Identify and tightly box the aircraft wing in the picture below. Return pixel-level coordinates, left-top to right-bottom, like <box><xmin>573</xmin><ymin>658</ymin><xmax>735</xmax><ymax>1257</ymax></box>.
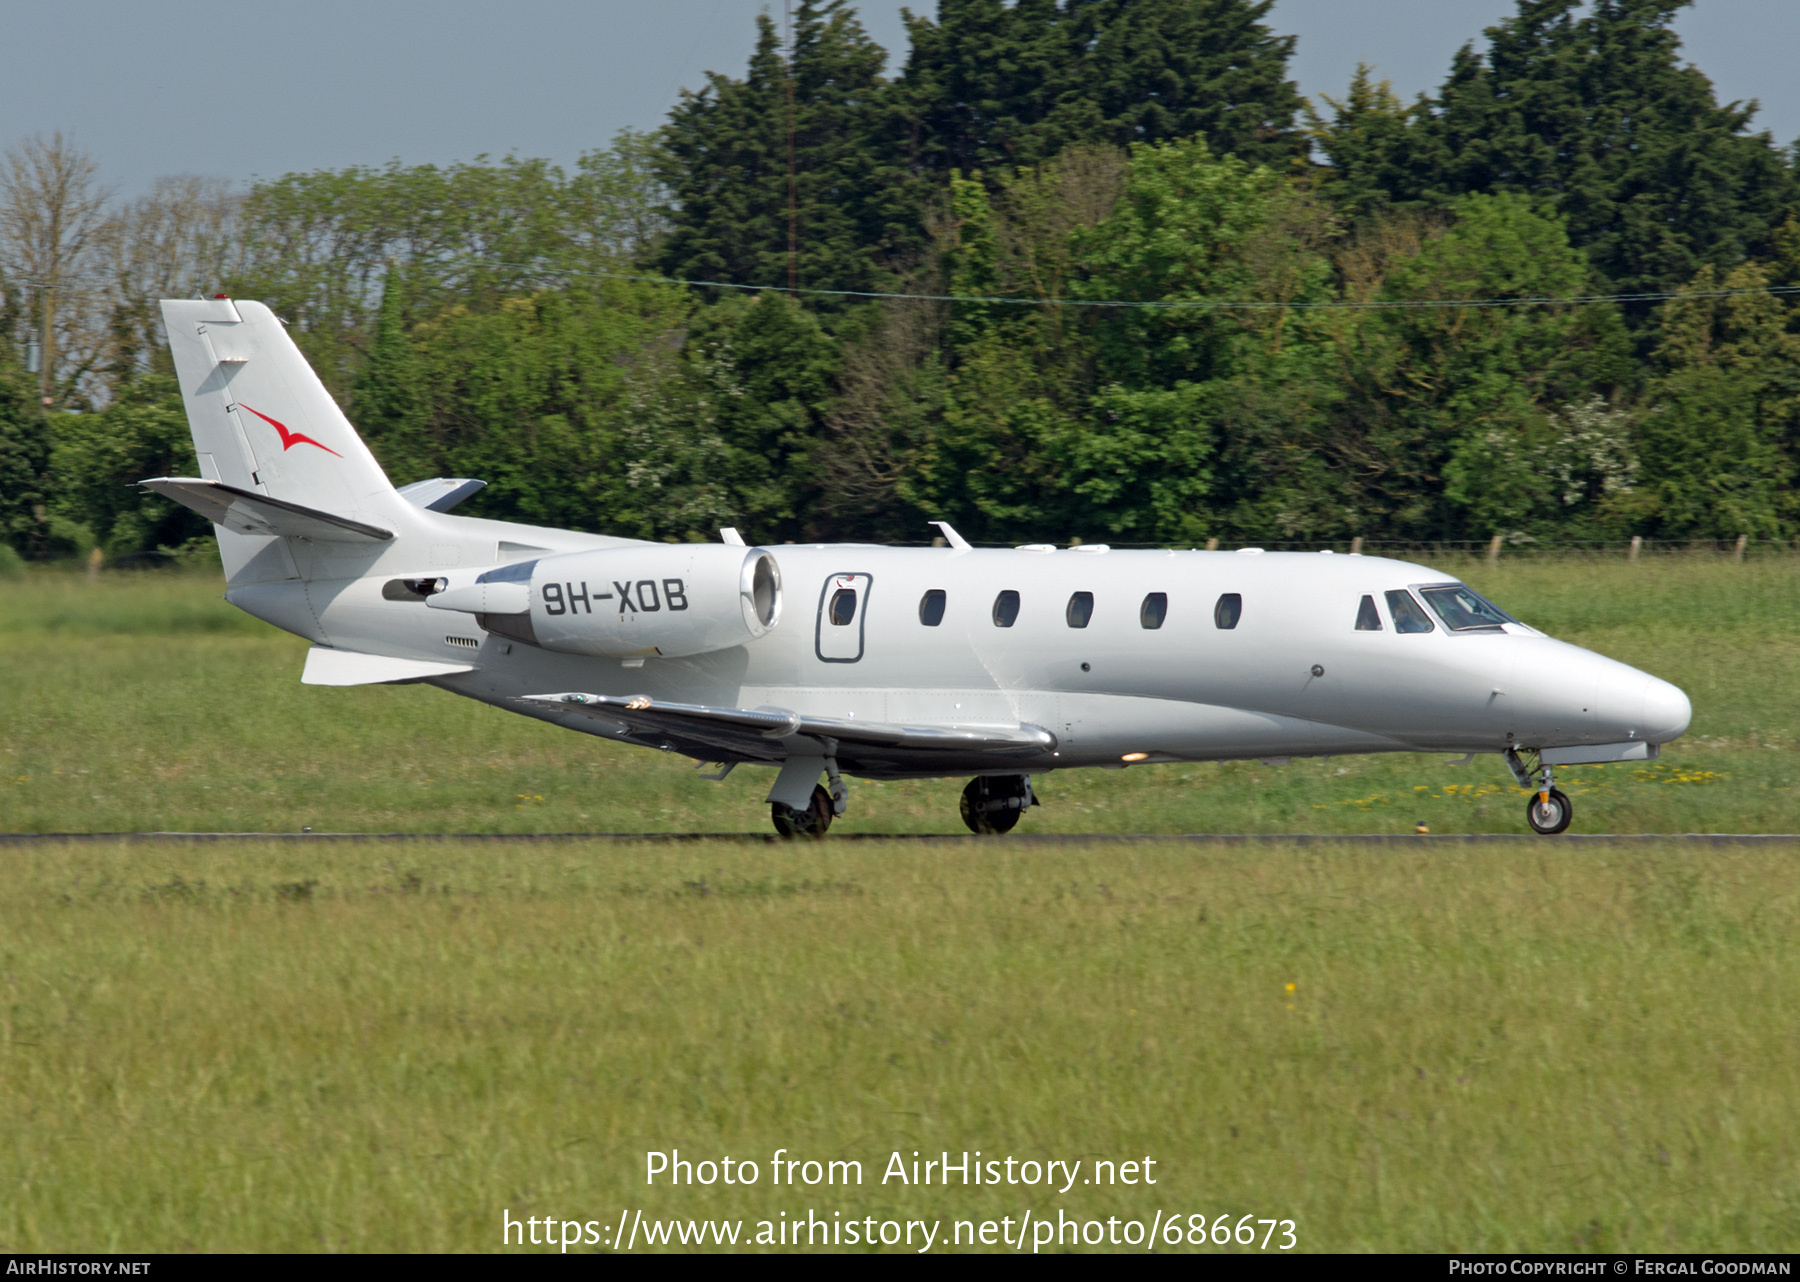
<box><xmin>139</xmin><ymin>477</ymin><xmax>393</xmax><ymax>542</ymax></box>
<box><xmin>519</xmin><ymin>691</ymin><xmax>1057</xmax><ymax>771</ymax></box>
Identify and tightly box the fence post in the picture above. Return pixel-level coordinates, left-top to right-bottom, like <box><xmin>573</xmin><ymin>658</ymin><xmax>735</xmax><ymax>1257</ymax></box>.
<box><xmin>1350</xmin><ymin>536</ymin><xmax>1363</xmax><ymax>555</ymax></box>
<box><xmin>1487</xmin><ymin>534</ymin><xmax>1502</xmax><ymax>564</ymax></box>
<box><xmin>1628</xmin><ymin>535</ymin><xmax>1642</xmax><ymax>562</ymax></box>
<box><xmin>1735</xmin><ymin>533</ymin><xmax>1748</xmax><ymax>562</ymax></box>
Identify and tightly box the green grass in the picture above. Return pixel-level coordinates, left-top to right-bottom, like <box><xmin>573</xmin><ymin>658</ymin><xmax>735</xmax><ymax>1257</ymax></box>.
<box><xmin>1</xmin><ymin>838</ymin><xmax>1794</xmax><ymax>1252</ymax></box>
<box><xmin>1</xmin><ymin>554</ymin><xmax>1795</xmax><ymax>835</ymax></box>
<box><xmin>2</xmin><ymin>559</ymin><xmax>1796</xmax><ymax>1252</ymax></box>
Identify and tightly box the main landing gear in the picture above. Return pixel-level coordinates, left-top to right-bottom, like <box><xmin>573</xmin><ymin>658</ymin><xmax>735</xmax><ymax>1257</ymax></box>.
<box><xmin>961</xmin><ymin>774</ymin><xmax>1037</xmax><ymax>835</ymax></box>
<box><xmin>1506</xmin><ymin>748</ymin><xmax>1573</xmax><ymax>835</ymax></box>
<box><xmin>771</xmin><ymin>784</ymin><xmax>835</xmax><ymax>839</ymax></box>
<box><xmin>770</xmin><ymin>768</ymin><xmax>1039</xmax><ymax>838</ymax></box>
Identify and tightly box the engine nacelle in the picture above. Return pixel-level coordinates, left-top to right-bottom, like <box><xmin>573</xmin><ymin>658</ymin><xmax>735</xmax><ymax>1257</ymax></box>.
<box><xmin>426</xmin><ymin>543</ymin><xmax>781</xmax><ymax>658</ymax></box>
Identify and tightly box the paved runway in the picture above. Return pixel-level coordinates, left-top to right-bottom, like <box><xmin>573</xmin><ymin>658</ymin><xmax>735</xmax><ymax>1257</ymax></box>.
<box><xmin>4</xmin><ymin>832</ymin><xmax>1798</xmax><ymax>845</ymax></box>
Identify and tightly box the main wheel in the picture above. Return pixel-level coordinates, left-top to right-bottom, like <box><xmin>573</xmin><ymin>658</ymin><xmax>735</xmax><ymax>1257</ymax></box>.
<box><xmin>960</xmin><ymin>775</ymin><xmax>1031</xmax><ymax>835</ymax></box>
<box><xmin>772</xmin><ymin>784</ymin><xmax>834</xmax><ymax>839</ymax></box>
<box><xmin>1525</xmin><ymin>787</ymin><xmax>1573</xmax><ymax>835</ymax></box>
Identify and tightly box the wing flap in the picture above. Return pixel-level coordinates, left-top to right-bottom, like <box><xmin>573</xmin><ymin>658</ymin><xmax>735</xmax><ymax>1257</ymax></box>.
<box><xmin>140</xmin><ymin>477</ymin><xmax>393</xmax><ymax>542</ymax></box>
<box><xmin>520</xmin><ymin>692</ymin><xmax>1058</xmax><ymax>760</ymax></box>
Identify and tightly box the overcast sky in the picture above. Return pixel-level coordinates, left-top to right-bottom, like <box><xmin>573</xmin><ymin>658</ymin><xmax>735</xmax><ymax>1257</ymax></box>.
<box><xmin>2</xmin><ymin>1</ymin><xmax>1794</xmax><ymax>196</ymax></box>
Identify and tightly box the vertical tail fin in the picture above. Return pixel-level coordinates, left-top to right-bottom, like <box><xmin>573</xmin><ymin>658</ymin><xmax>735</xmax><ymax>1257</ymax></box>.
<box><xmin>160</xmin><ymin>298</ymin><xmax>401</xmax><ymax>525</ymax></box>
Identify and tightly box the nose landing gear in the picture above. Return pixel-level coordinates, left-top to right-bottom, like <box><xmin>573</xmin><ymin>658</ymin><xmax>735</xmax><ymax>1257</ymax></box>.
<box><xmin>1526</xmin><ymin>787</ymin><xmax>1573</xmax><ymax>835</ymax></box>
<box><xmin>960</xmin><ymin>774</ymin><xmax>1036</xmax><ymax>834</ymax></box>
<box><xmin>1506</xmin><ymin>748</ymin><xmax>1573</xmax><ymax>835</ymax></box>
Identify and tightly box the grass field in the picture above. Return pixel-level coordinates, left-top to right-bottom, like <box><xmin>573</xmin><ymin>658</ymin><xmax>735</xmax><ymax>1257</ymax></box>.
<box><xmin>1</xmin><ymin>556</ymin><xmax>1796</xmax><ymax>1253</ymax></box>
<box><xmin>1</xmin><ymin>837</ymin><xmax>1795</xmax><ymax>1252</ymax></box>
<box><xmin>2</xmin><ymin>553</ymin><xmax>1796</xmax><ymax>835</ymax></box>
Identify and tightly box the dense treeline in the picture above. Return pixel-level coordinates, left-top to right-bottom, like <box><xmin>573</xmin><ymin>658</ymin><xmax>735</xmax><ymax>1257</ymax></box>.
<box><xmin>5</xmin><ymin>0</ymin><xmax>1800</xmax><ymax>563</ymax></box>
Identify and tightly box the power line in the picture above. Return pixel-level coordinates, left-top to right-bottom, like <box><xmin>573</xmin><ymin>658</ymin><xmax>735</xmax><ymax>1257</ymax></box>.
<box><xmin>507</xmin><ymin>264</ymin><xmax>1800</xmax><ymax>313</ymax></box>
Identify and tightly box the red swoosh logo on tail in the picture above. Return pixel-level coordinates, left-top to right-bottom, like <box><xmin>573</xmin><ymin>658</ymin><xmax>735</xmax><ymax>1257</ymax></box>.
<box><xmin>237</xmin><ymin>403</ymin><xmax>342</xmax><ymax>457</ymax></box>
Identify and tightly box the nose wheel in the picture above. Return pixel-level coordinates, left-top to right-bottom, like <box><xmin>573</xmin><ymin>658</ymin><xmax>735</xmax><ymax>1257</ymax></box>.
<box><xmin>1507</xmin><ymin>748</ymin><xmax>1574</xmax><ymax>835</ymax></box>
<box><xmin>1525</xmin><ymin>787</ymin><xmax>1573</xmax><ymax>835</ymax></box>
<box><xmin>960</xmin><ymin>775</ymin><xmax>1035</xmax><ymax>834</ymax></box>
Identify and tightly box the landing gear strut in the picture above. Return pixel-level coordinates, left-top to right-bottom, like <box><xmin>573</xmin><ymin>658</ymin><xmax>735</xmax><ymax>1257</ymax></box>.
<box><xmin>961</xmin><ymin>774</ymin><xmax>1036</xmax><ymax>835</ymax></box>
<box><xmin>1506</xmin><ymin>748</ymin><xmax>1573</xmax><ymax>835</ymax></box>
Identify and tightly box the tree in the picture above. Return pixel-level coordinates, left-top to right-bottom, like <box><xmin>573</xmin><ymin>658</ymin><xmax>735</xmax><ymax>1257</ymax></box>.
<box><xmin>1632</xmin><ymin>262</ymin><xmax>1800</xmax><ymax>536</ymax></box>
<box><xmin>47</xmin><ymin>374</ymin><xmax>206</xmax><ymax>560</ymax></box>
<box><xmin>393</xmin><ymin>280</ymin><xmax>695</xmax><ymax>534</ymax></box>
<box><xmin>351</xmin><ymin>268</ymin><xmax>431</xmax><ymax>481</ymax></box>
<box><xmin>1303</xmin><ymin>63</ymin><xmax>1427</xmax><ymax>223</ymax></box>
<box><xmin>0</xmin><ymin>133</ymin><xmax>113</xmax><ymax>409</ymax></box>
<box><xmin>679</xmin><ymin>292</ymin><xmax>842</xmax><ymax>541</ymax></box>
<box><xmin>230</xmin><ymin>147</ymin><xmax>641</xmax><ymax>397</ymax></box>
<box><xmin>1341</xmin><ymin>194</ymin><xmax>1633</xmax><ymax>539</ymax></box>
<box><xmin>901</xmin><ymin>0</ymin><xmax>1305</xmax><ymax>177</ymax></box>
<box><xmin>0</xmin><ymin>358</ymin><xmax>48</xmax><ymax>556</ymax></box>
<box><xmin>658</xmin><ymin>2</ymin><xmax>915</xmax><ymax>299</ymax></box>
<box><xmin>865</xmin><ymin>139</ymin><xmax>1310</xmax><ymax>543</ymax></box>
<box><xmin>1384</xmin><ymin>1</ymin><xmax>1797</xmax><ymax>300</ymax></box>
<box><xmin>99</xmin><ymin>176</ymin><xmax>242</xmax><ymax>395</ymax></box>
<box><xmin>567</xmin><ymin>129</ymin><xmax>675</xmax><ymax>267</ymax></box>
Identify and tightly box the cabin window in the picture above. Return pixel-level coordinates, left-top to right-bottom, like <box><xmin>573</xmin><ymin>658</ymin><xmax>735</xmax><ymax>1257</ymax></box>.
<box><xmin>1066</xmin><ymin>591</ymin><xmax>1094</xmax><ymax>628</ymax></box>
<box><xmin>919</xmin><ymin>589</ymin><xmax>946</xmax><ymax>626</ymax></box>
<box><xmin>1214</xmin><ymin>593</ymin><xmax>1242</xmax><ymax>629</ymax></box>
<box><xmin>1386</xmin><ymin>589</ymin><xmax>1435</xmax><ymax>634</ymax></box>
<box><xmin>1418</xmin><ymin>584</ymin><xmax>1514</xmax><ymax>631</ymax></box>
<box><xmin>992</xmin><ymin>590</ymin><xmax>1021</xmax><ymax>627</ymax></box>
<box><xmin>828</xmin><ymin>587</ymin><xmax>858</xmax><ymax>626</ymax></box>
<box><xmin>1355</xmin><ymin>594</ymin><xmax>1383</xmax><ymax>631</ymax></box>
<box><xmin>1140</xmin><ymin>592</ymin><xmax>1168</xmax><ymax>629</ymax></box>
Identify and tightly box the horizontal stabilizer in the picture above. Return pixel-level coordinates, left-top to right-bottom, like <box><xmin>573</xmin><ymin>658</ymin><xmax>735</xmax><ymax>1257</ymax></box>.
<box><xmin>520</xmin><ymin>691</ymin><xmax>1057</xmax><ymax>765</ymax></box>
<box><xmin>301</xmin><ymin>645</ymin><xmax>474</xmax><ymax>686</ymax></box>
<box><xmin>140</xmin><ymin>477</ymin><xmax>392</xmax><ymax>542</ymax></box>
<box><xmin>396</xmin><ymin>477</ymin><xmax>488</xmax><ymax>513</ymax></box>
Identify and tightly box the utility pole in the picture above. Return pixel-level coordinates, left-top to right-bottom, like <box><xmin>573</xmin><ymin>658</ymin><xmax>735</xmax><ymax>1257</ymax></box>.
<box><xmin>39</xmin><ymin>282</ymin><xmax>55</xmax><ymax>406</ymax></box>
<box><xmin>785</xmin><ymin>0</ymin><xmax>798</xmax><ymax>297</ymax></box>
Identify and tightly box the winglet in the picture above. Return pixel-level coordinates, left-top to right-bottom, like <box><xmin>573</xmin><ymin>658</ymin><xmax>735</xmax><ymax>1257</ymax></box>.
<box><xmin>929</xmin><ymin>520</ymin><xmax>972</xmax><ymax>550</ymax></box>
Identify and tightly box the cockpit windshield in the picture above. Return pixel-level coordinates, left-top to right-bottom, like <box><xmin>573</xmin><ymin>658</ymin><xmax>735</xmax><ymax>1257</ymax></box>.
<box><xmin>1417</xmin><ymin>583</ymin><xmax>1515</xmax><ymax>631</ymax></box>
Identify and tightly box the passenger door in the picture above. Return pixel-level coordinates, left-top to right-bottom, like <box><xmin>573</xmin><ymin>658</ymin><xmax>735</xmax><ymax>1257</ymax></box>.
<box><xmin>815</xmin><ymin>572</ymin><xmax>872</xmax><ymax>662</ymax></box>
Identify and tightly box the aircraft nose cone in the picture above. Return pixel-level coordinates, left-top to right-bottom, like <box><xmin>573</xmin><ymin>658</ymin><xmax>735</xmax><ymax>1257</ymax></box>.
<box><xmin>1640</xmin><ymin>676</ymin><xmax>1691</xmax><ymax>743</ymax></box>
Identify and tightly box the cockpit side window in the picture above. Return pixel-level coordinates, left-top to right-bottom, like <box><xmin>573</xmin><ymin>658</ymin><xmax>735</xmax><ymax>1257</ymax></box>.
<box><xmin>919</xmin><ymin>589</ymin><xmax>946</xmax><ymax>626</ymax></box>
<box><xmin>1355</xmin><ymin>594</ymin><xmax>1383</xmax><ymax>631</ymax></box>
<box><xmin>1418</xmin><ymin>583</ymin><xmax>1514</xmax><ymax>631</ymax></box>
<box><xmin>1385</xmin><ymin>590</ymin><xmax>1435</xmax><ymax>634</ymax></box>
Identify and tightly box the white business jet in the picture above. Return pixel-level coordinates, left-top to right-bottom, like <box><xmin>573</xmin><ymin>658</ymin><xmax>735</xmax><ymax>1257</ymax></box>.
<box><xmin>142</xmin><ymin>298</ymin><xmax>1691</xmax><ymax>837</ymax></box>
